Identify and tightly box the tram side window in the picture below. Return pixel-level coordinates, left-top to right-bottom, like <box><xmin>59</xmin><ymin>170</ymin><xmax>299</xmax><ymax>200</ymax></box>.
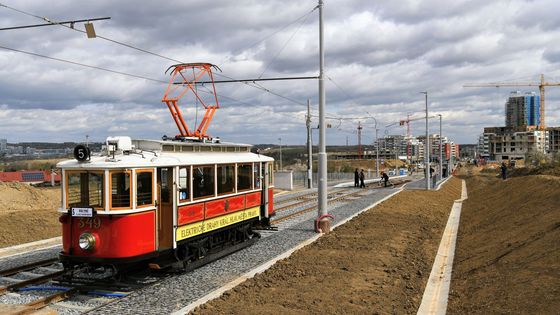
<box><xmin>217</xmin><ymin>164</ymin><xmax>234</xmax><ymax>195</ymax></box>
<box><xmin>179</xmin><ymin>167</ymin><xmax>189</xmax><ymax>201</ymax></box>
<box><xmin>193</xmin><ymin>166</ymin><xmax>214</xmax><ymax>199</ymax></box>
<box><xmin>253</xmin><ymin>162</ymin><xmax>261</xmax><ymax>189</ymax></box>
<box><xmin>237</xmin><ymin>164</ymin><xmax>252</xmax><ymax>191</ymax></box>
<box><xmin>268</xmin><ymin>163</ymin><xmax>273</xmax><ymax>185</ymax></box>
<box><xmin>111</xmin><ymin>171</ymin><xmax>131</xmax><ymax>208</ymax></box>
<box><xmin>67</xmin><ymin>172</ymin><xmax>104</xmax><ymax>208</ymax></box>
<box><xmin>136</xmin><ymin>171</ymin><xmax>153</xmax><ymax>206</ymax></box>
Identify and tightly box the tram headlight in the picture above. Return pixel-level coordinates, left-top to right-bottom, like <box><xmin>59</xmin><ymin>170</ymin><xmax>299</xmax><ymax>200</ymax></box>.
<box><xmin>78</xmin><ymin>233</ymin><xmax>96</xmax><ymax>251</ymax></box>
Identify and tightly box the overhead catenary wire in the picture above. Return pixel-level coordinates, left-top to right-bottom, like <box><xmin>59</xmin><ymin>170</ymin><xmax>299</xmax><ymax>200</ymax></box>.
<box><xmin>0</xmin><ymin>44</ymin><xmax>166</xmax><ymax>84</ymax></box>
<box><xmin>218</xmin><ymin>5</ymin><xmax>318</xmax><ymax>65</ymax></box>
<box><xmin>0</xmin><ymin>17</ymin><xmax>111</xmax><ymax>31</ymax></box>
<box><xmin>257</xmin><ymin>8</ymin><xmax>314</xmax><ymax>79</ymax></box>
<box><xmin>0</xmin><ymin>44</ymin><xmax>269</xmax><ymax>110</ymax></box>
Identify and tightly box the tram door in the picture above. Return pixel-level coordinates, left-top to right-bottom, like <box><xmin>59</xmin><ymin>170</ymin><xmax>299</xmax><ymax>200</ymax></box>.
<box><xmin>157</xmin><ymin>167</ymin><xmax>174</xmax><ymax>250</ymax></box>
<box><xmin>262</xmin><ymin>162</ymin><xmax>269</xmax><ymax>217</ymax></box>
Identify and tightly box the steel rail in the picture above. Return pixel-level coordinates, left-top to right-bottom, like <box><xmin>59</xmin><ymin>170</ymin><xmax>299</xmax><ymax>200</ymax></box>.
<box><xmin>271</xmin><ymin>180</ymin><xmax>408</xmax><ymax>224</ymax></box>
<box><xmin>0</xmin><ymin>270</ymin><xmax>66</xmax><ymax>295</ymax></box>
<box><xmin>0</xmin><ymin>258</ymin><xmax>59</xmax><ymax>277</ymax></box>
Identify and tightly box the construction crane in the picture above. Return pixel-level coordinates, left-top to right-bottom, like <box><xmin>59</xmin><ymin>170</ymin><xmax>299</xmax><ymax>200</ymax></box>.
<box><xmin>463</xmin><ymin>74</ymin><xmax>560</xmax><ymax>130</ymax></box>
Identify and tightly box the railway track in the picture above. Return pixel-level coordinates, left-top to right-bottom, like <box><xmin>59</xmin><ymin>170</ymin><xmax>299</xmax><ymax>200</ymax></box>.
<box><xmin>0</xmin><ymin>259</ymin><xmax>163</xmax><ymax>314</ymax></box>
<box><xmin>271</xmin><ymin>179</ymin><xmax>409</xmax><ymax>225</ymax></box>
<box><xmin>274</xmin><ymin>188</ymin><xmax>352</xmax><ymax>213</ymax></box>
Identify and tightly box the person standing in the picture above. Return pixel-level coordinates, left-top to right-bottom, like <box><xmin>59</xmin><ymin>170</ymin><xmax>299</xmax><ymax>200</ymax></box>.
<box><xmin>359</xmin><ymin>169</ymin><xmax>365</xmax><ymax>188</ymax></box>
<box><xmin>501</xmin><ymin>161</ymin><xmax>507</xmax><ymax>180</ymax></box>
<box><xmin>354</xmin><ymin>168</ymin><xmax>359</xmax><ymax>187</ymax></box>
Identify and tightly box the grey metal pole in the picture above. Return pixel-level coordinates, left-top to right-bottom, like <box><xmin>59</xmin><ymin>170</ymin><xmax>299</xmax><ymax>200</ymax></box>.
<box><xmin>421</xmin><ymin>91</ymin><xmax>430</xmax><ymax>190</ymax></box>
<box><xmin>439</xmin><ymin>114</ymin><xmax>443</xmax><ymax>180</ymax></box>
<box><xmin>366</xmin><ymin>112</ymin><xmax>379</xmax><ymax>177</ymax></box>
<box><xmin>317</xmin><ymin>0</ymin><xmax>329</xmax><ymax>233</ymax></box>
<box><xmin>278</xmin><ymin>137</ymin><xmax>282</xmax><ymax>170</ymax></box>
<box><xmin>307</xmin><ymin>99</ymin><xmax>313</xmax><ymax>189</ymax></box>
<box><xmin>375</xmin><ymin>128</ymin><xmax>379</xmax><ymax>177</ymax></box>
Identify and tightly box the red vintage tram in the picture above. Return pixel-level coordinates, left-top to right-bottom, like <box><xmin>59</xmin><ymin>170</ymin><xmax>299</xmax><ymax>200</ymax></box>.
<box><xmin>57</xmin><ymin>136</ymin><xmax>274</xmax><ymax>270</ymax></box>
<box><xmin>57</xmin><ymin>63</ymin><xmax>275</xmax><ymax>271</ymax></box>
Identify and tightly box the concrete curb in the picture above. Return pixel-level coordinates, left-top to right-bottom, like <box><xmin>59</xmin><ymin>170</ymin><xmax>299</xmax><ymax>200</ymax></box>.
<box><xmin>434</xmin><ymin>175</ymin><xmax>453</xmax><ymax>191</ymax></box>
<box><xmin>172</xmin><ymin>188</ymin><xmax>405</xmax><ymax>315</ymax></box>
<box><xmin>417</xmin><ymin>179</ymin><xmax>467</xmax><ymax>315</ymax></box>
<box><xmin>0</xmin><ymin>237</ymin><xmax>61</xmax><ymax>259</ymax></box>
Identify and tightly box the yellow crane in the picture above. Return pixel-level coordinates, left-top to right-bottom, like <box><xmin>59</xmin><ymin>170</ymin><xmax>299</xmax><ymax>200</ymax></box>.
<box><xmin>464</xmin><ymin>74</ymin><xmax>560</xmax><ymax>129</ymax></box>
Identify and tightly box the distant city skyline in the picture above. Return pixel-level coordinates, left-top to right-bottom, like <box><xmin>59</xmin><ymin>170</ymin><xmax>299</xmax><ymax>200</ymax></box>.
<box><xmin>1</xmin><ymin>0</ymin><xmax>559</xmax><ymax>145</ymax></box>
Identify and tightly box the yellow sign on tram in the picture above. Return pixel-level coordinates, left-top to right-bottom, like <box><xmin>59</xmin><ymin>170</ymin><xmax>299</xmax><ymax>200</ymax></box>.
<box><xmin>176</xmin><ymin>207</ymin><xmax>260</xmax><ymax>241</ymax></box>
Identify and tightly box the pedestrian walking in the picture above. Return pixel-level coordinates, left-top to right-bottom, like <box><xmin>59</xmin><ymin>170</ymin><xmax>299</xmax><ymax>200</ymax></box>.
<box><xmin>354</xmin><ymin>168</ymin><xmax>359</xmax><ymax>187</ymax></box>
<box><xmin>501</xmin><ymin>161</ymin><xmax>507</xmax><ymax>180</ymax></box>
<box><xmin>359</xmin><ymin>169</ymin><xmax>365</xmax><ymax>188</ymax></box>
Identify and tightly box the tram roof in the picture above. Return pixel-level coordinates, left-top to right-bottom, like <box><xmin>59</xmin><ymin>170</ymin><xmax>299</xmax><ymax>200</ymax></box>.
<box><xmin>57</xmin><ymin>138</ymin><xmax>273</xmax><ymax>170</ymax></box>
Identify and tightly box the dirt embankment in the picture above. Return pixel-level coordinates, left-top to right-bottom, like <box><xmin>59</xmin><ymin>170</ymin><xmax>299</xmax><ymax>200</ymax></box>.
<box><xmin>192</xmin><ymin>178</ymin><xmax>462</xmax><ymax>315</ymax></box>
<box><xmin>448</xmin><ymin>174</ymin><xmax>560</xmax><ymax>314</ymax></box>
<box><xmin>0</xmin><ymin>183</ymin><xmax>61</xmax><ymax>248</ymax></box>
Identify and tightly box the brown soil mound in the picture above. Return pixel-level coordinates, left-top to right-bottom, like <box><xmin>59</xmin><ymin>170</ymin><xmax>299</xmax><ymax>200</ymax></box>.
<box><xmin>448</xmin><ymin>175</ymin><xmax>560</xmax><ymax>314</ymax></box>
<box><xmin>0</xmin><ymin>183</ymin><xmax>60</xmax><ymax>248</ymax></box>
<box><xmin>192</xmin><ymin>178</ymin><xmax>462</xmax><ymax>315</ymax></box>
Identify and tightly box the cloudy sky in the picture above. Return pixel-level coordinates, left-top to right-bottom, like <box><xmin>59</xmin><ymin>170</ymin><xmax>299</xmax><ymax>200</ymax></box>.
<box><xmin>1</xmin><ymin>0</ymin><xmax>559</xmax><ymax>146</ymax></box>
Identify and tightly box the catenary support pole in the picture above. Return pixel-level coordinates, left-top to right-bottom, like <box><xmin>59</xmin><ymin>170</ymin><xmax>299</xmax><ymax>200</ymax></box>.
<box><xmin>439</xmin><ymin>114</ymin><xmax>443</xmax><ymax>180</ymax></box>
<box><xmin>278</xmin><ymin>137</ymin><xmax>283</xmax><ymax>170</ymax></box>
<box><xmin>317</xmin><ymin>0</ymin><xmax>330</xmax><ymax>233</ymax></box>
<box><xmin>366</xmin><ymin>112</ymin><xmax>379</xmax><ymax>177</ymax></box>
<box><xmin>376</xmin><ymin>128</ymin><xmax>379</xmax><ymax>177</ymax></box>
<box><xmin>307</xmin><ymin>99</ymin><xmax>313</xmax><ymax>189</ymax></box>
<box><xmin>421</xmin><ymin>91</ymin><xmax>430</xmax><ymax>190</ymax></box>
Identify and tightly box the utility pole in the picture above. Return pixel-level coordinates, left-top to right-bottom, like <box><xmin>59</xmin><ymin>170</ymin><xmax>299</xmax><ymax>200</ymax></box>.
<box><xmin>278</xmin><ymin>138</ymin><xmax>283</xmax><ymax>170</ymax></box>
<box><xmin>357</xmin><ymin>121</ymin><xmax>363</xmax><ymax>159</ymax></box>
<box><xmin>317</xmin><ymin>0</ymin><xmax>330</xmax><ymax>233</ymax></box>
<box><xmin>421</xmin><ymin>91</ymin><xmax>430</xmax><ymax>190</ymax></box>
<box><xmin>438</xmin><ymin>114</ymin><xmax>443</xmax><ymax>180</ymax></box>
<box><xmin>306</xmin><ymin>99</ymin><xmax>313</xmax><ymax>189</ymax></box>
<box><xmin>375</xmin><ymin>128</ymin><xmax>379</xmax><ymax>177</ymax></box>
<box><xmin>366</xmin><ymin>112</ymin><xmax>379</xmax><ymax>177</ymax></box>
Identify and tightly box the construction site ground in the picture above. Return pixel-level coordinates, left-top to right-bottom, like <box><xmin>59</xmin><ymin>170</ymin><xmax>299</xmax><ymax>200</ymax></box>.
<box><xmin>0</xmin><ymin>183</ymin><xmax>60</xmax><ymax>247</ymax></box>
<box><xmin>1</xmin><ymin>167</ymin><xmax>558</xmax><ymax>314</ymax></box>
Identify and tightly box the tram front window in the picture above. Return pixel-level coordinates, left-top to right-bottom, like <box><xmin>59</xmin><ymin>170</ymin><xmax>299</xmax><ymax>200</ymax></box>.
<box><xmin>67</xmin><ymin>172</ymin><xmax>104</xmax><ymax>208</ymax></box>
<box><xmin>136</xmin><ymin>171</ymin><xmax>153</xmax><ymax>206</ymax></box>
<box><xmin>111</xmin><ymin>171</ymin><xmax>131</xmax><ymax>208</ymax></box>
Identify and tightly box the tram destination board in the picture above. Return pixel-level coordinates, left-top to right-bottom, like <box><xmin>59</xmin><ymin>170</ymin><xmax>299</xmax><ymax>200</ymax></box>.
<box><xmin>71</xmin><ymin>207</ymin><xmax>94</xmax><ymax>217</ymax></box>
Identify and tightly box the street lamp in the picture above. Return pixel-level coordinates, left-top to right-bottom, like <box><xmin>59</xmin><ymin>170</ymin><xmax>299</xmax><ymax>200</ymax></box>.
<box><xmin>278</xmin><ymin>137</ymin><xmax>283</xmax><ymax>170</ymax></box>
<box><xmin>420</xmin><ymin>91</ymin><xmax>430</xmax><ymax>190</ymax></box>
<box><xmin>366</xmin><ymin>112</ymin><xmax>380</xmax><ymax>177</ymax></box>
<box><xmin>438</xmin><ymin>114</ymin><xmax>443</xmax><ymax>180</ymax></box>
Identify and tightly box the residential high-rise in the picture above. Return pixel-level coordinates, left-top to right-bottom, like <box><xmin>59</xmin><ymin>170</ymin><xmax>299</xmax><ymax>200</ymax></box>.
<box><xmin>505</xmin><ymin>91</ymin><xmax>541</xmax><ymax>128</ymax></box>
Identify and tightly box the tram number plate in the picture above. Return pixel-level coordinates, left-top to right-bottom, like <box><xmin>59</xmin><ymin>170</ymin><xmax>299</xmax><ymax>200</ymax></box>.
<box><xmin>71</xmin><ymin>207</ymin><xmax>94</xmax><ymax>217</ymax></box>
